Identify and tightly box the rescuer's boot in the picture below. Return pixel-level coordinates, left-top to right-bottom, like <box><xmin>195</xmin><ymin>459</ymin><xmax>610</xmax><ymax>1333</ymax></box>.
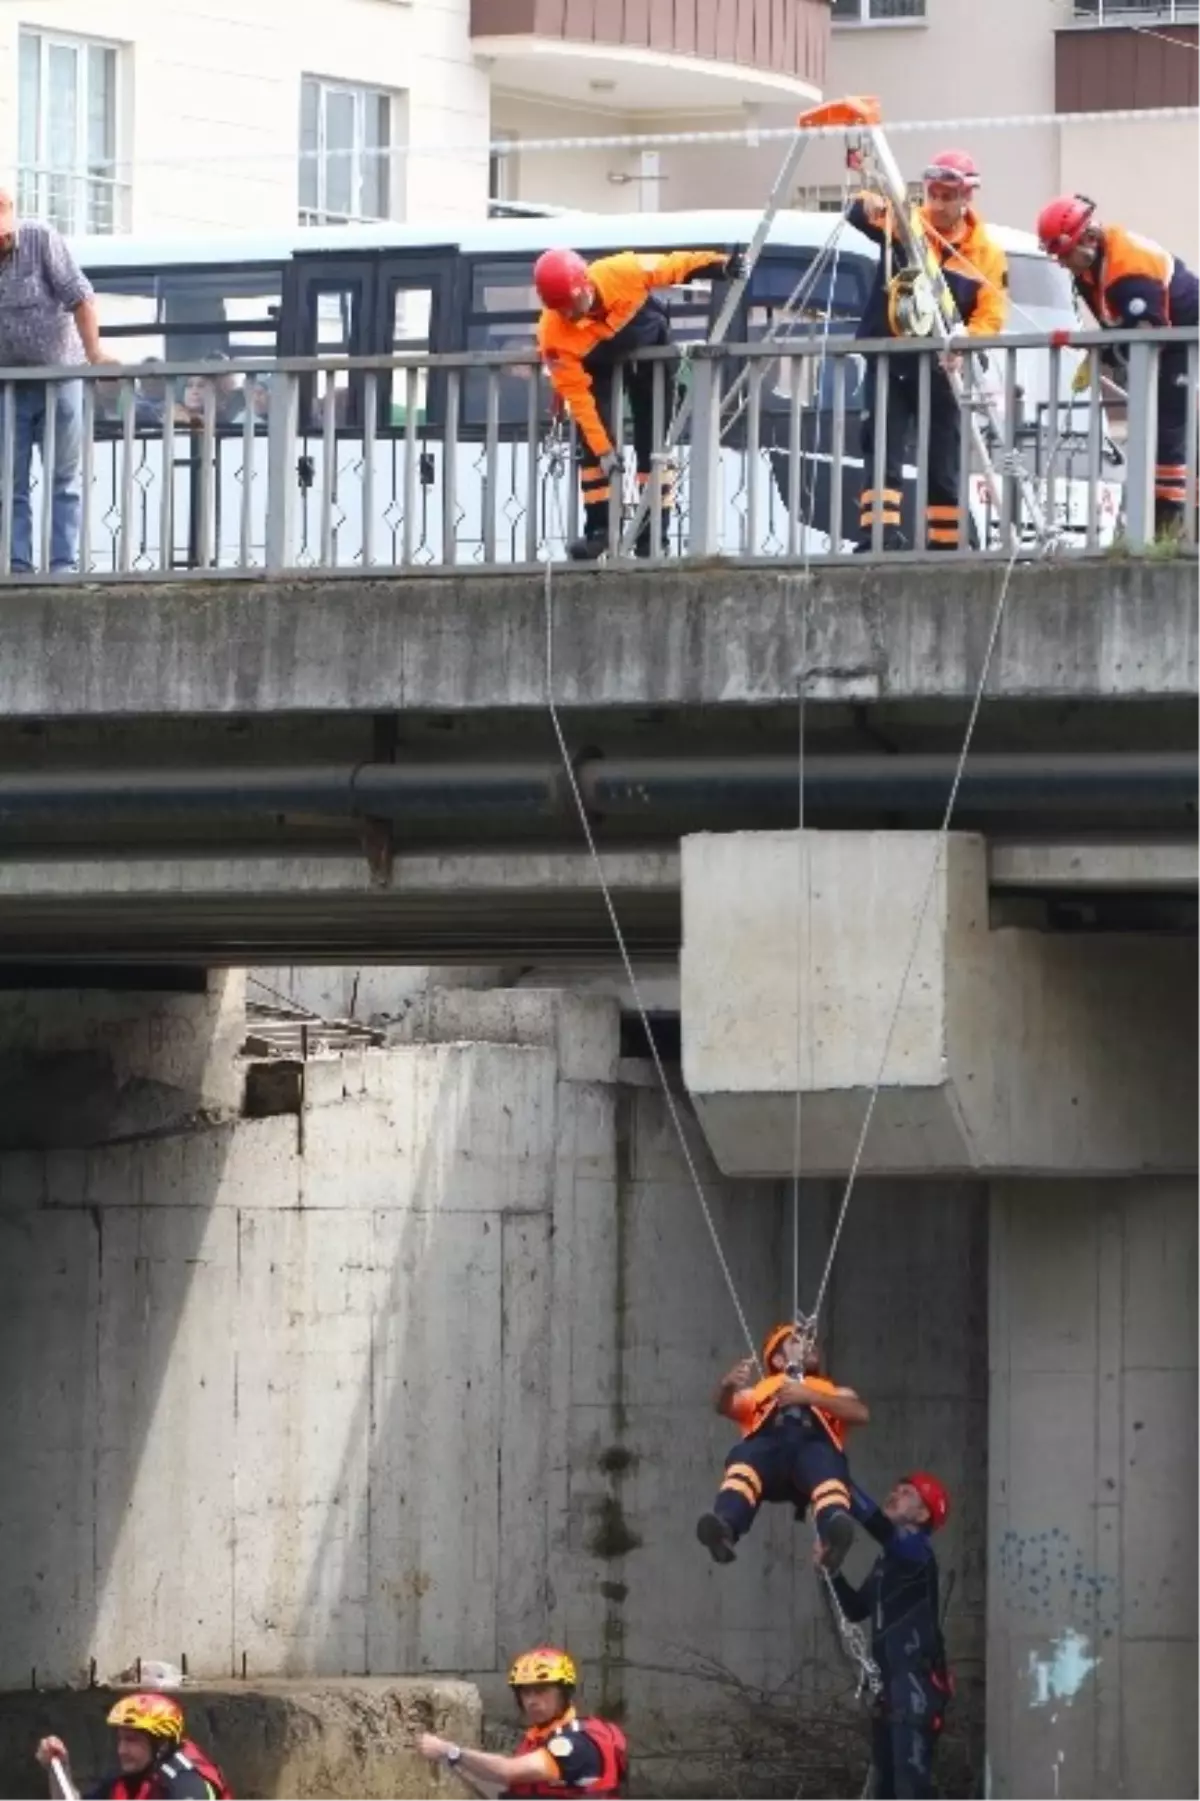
<box><xmin>854</xmin><ymin>526</ymin><xmax>907</xmax><ymax>553</ymax></box>
<box><xmin>696</xmin><ymin>1512</ymin><xmax>737</xmax><ymax>1565</ymax></box>
<box><xmin>568</xmin><ymin>532</ymin><xmax>608</xmax><ymax>561</ymax></box>
<box><xmin>817</xmin><ymin>1509</ymin><xmax>855</xmax><ymax>1576</ymax></box>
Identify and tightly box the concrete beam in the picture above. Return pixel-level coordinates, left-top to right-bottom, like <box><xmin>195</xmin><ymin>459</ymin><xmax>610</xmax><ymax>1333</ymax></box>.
<box><xmin>989</xmin><ymin>837</ymin><xmax>1199</xmax><ymax>893</ymax></box>
<box><xmin>680</xmin><ymin>830</ymin><xmax>1198</xmax><ymax>1178</ymax></box>
<box><xmin>0</xmin><ymin>850</ymin><xmax>682</xmax><ymax>963</ymax></box>
<box><xmin>0</xmin><ymin>560</ymin><xmax>1192</xmax><ymax>718</ymax></box>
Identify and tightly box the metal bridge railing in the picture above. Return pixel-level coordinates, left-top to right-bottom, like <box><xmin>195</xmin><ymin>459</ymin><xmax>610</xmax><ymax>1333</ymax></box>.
<box><xmin>0</xmin><ymin>326</ymin><xmax>1192</xmax><ymax>578</ymax></box>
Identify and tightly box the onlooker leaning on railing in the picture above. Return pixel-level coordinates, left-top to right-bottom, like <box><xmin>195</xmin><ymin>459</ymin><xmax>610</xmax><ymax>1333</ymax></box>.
<box><xmin>0</xmin><ymin>188</ymin><xmax>117</xmax><ymax>573</ymax></box>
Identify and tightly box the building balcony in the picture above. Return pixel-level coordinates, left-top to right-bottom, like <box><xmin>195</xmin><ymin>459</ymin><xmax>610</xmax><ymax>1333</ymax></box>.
<box><xmin>1057</xmin><ymin>6</ymin><xmax>1198</xmax><ymax>109</ymax></box>
<box><xmin>470</xmin><ymin>0</ymin><xmax>828</xmax><ymax>111</ymax></box>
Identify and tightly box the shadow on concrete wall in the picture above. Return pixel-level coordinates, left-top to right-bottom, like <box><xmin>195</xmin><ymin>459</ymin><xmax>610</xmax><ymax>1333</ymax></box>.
<box><xmin>0</xmin><ymin>983</ymin><xmax>241</xmax><ymax>1698</ymax></box>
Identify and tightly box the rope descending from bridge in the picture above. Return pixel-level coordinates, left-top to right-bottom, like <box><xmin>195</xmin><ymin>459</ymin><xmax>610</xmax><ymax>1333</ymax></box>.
<box><xmin>539</xmin><ymin>502</ymin><xmax>759</xmax><ymax>1365</ymax></box>
<box><xmin>803</xmin><ymin>536</ymin><xmax>1021</xmax><ymax>1332</ymax></box>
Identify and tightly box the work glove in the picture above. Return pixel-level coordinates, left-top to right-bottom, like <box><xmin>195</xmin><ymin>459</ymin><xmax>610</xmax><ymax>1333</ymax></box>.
<box><xmin>722</xmin><ymin>250</ymin><xmax>748</xmax><ymax>282</ymax></box>
<box><xmin>598</xmin><ymin>448</ymin><xmax>623</xmax><ymax>478</ymax></box>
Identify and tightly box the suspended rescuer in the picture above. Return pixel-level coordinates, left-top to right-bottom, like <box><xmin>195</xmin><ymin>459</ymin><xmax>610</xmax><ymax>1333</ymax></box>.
<box><xmin>816</xmin><ymin>1472</ymin><xmax>952</xmax><ymax>1801</ymax></box>
<box><xmin>534</xmin><ymin>243</ymin><xmax>744</xmax><ymax>559</ymax></box>
<box><xmin>848</xmin><ymin>149</ymin><xmax>1008</xmax><ymax>552</ymax></box>
<box><xmin>696</xmin><ymin>1321</ymin><xmax>869</xmax><ymax>1574</ymax></box>
<box><xmin>418</xmin><ymin>1645</ymin><xmax>627</xmax><ymax>1798</ymax></box>
<box><xmin>1037</xmin><ymin>195</ymin><xmax>1199</xmax><ymax>537</ymax></box>
<box><xmin>35</xmin><ymin>1694</ymin><xmax>232</xmax><ymax>1800</ymax></box>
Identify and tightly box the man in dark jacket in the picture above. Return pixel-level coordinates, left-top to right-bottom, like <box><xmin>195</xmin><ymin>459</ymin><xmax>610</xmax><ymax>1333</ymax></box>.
<box><xmin>818</xmin><ymin>1471</ymin><xmax>952</xmax><ymax>1800</ymax></box>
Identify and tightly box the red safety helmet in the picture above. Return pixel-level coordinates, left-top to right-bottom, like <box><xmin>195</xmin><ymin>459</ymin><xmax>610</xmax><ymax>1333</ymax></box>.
<box><xmin>534</xmin><ymin>248</ymin><xmax>590</xmax><ymax>311</ymax></box>
<box><xmin>903</xmin><ymin>1471</ymin><xmax>950</xmax><ymax>1531</ymax></box>
<box><xmin>923</xmin><ymin>149</ymin><xmax>980</xmax><ymax>193</ymax></box>
<box><xmin>1037</xmin><ymin>194</ymin><xmax>1097</xmax><ymax>261</ymax></box>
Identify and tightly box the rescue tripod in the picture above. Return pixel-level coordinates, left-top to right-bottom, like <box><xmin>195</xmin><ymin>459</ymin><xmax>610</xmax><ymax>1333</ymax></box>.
<box><xmin>610</xmin><ymin>94</ymin><xmax>1059</xmax><ymax>560</ymax></box>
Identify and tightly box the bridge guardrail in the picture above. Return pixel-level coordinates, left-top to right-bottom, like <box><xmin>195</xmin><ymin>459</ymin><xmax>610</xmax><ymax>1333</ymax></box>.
<box><xmin>0</xmin><ymin>327</ymin><xmax>1192</xmax><ymax>578</ymax></box>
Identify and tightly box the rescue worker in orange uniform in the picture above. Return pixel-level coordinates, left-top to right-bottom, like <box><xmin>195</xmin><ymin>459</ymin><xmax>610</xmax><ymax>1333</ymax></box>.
<box><xmin>417</xmin><ymin>1645</ymin><xmax>627</xmax><ymax>1798</ymax></box>
<box><xmin>36</xmin><ymin>1694</ymin><xmax>232</xmax><ymax>1800</ymax></box>
<box><xmin>696</xmin><ymin>1321</ymin><xmax>870</xmax><ymax>1575</ymax></box>
<box><xmin>848</xmin><ymin>149</ymin><xmax>1008</xmax><ymax>551</ymax></box>
<box><xmin>534</xmin><ymin>243</ymin><xmax>743</xmax><ymax>559</ymax></box>
<box><xmin>1037</xmin><ymin>194</ymin><xmax>1199</xmax><ymax>536</ymax></box>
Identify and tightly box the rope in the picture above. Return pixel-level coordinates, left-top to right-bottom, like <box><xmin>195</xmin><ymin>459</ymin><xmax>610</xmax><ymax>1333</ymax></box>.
<box><xmin>541</xmin><ymin>475</ymin><xmax>759</xmax><ymax>1364</ymax></box>
<box><xmin>806</xmin><ymin>535</ymin><xmax>1021</xmax><ymax>1327</ymax></box>
<box><xmin>819</xmin><ymin>1563</ymin><xmax>882</xmax><ymax>1701</ymax></box>
<box><xmin>100</xmin><ymin>99</ymin><xmax>1200</xmax><ymax>169</ymax></box>
<box><xmin>790</xmin><ymin>583</ymin><xmax>808</xmax><ymax>1328</ymax></box>
<box><xmin>788</xmin><ymin>169</ymin><xmax>849</xmax><ymax>1320</ymax></box>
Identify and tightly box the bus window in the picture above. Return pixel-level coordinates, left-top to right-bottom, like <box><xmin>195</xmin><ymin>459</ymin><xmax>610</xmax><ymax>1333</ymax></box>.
<box><xmin>312</xmin><ymin>288</ymin><xmax>356</xmax><ymax>430</ymax></box>
<box><xmin>748</xmin><ymin>253</ymin><xmax>868</xmax><ymax>328</ymax></box>
<box><xmin>89</xmin><ymin>265</ymin><xmax>282</xmax><ymax>364</ymax></box>
<box><xmin>471</xmin><ymin>262</ymin><xmax>538</xmax><ymax>315</ymax></box>
<box><xmin>86</xmin><ymin>267</ymin><xmax>280</xmax><ymax>433</ymax></box>
<box><xmin>659</xmin><ymin>276</ymin><xmax>714</xmax><ymax>347</ymax></box>
<box><xmin>463</xmin><ymin>256</ymin><xmax>541</xmax><ymax>433</ymax></box>
<box><xmin>388</xmin><ymin>284</ymin><xmax>433</xmax><ymax>427</ymax></box>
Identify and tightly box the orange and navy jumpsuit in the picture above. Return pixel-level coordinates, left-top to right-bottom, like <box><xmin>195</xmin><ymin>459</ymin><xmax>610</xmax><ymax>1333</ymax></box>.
<box><xmin>536</xmin><ymin>250</ymin><xmax>729</xmax><ymax>552</ymax></box>
<box><xmin>847</xmin><ymin>195</ymin><xmax>1008</xmax><ymax>549</ymax></box>
<box><xmin>1072</xmin><ymin>225</ymin><xmax>1199</xmax><ymax>523</ymax></box>
<box><xmin>711</xmin><ymin>1368</ymin><xmax>862</xmax><ymax>1554</ymax></box>
<box><xmin>505</xmin><ymin>1707</ymin><xmax>627</xmax><ymax>1798</ymax></box>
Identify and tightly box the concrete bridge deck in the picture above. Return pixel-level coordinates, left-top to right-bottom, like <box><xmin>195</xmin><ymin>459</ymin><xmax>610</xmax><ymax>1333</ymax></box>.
<box><xmin>0</xmin><ymin>557</ymin><xmax>1194</xmax><ymax>719</ymax></box>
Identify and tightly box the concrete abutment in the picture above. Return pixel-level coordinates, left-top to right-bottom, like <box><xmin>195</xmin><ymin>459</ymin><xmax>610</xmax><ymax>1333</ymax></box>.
<box><xmin>0</xmin><ymin>980</ymin><xmax>988</xmax><ymax>1796</ymax></box>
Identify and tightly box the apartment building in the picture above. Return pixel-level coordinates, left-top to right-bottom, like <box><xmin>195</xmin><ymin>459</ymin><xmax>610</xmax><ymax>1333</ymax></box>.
<box><xmin>0</xmin><ymin>0</ymin><xmax>830</xmax><ymax>238</ymax></box>
<box><xmin>811</xmin><ymin>0</ymin><xmax>1199</xmax><ymax>261</ymax></box>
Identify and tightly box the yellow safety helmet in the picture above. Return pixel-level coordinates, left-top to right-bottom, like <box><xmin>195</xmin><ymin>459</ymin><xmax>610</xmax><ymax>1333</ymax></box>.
<box><xmin>106</xmin><ymin>1693</ymin><xmax>185</xmax><ymax>1742</ymax></box>
<box><xmin>508</xmin><ymin>1645</ymin><xmax>577</xmax><ymax>1690</ymax></box>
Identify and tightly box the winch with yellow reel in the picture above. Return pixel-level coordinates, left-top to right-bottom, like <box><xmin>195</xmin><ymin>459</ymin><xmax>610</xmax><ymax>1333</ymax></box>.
<box><xmin>885</xmin><ymin>266</ymin><xmax>939</xmax><ymax>338</ymax></box>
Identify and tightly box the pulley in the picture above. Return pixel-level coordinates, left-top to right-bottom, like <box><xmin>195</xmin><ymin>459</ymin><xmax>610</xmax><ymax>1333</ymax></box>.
<box><xmin>886</xmin><ymin>267</ymin><xmax>938</xmax><ymax>338</ymax></box>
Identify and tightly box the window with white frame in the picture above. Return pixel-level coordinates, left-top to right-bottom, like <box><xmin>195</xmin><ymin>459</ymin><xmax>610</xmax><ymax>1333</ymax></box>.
<box><xmin>795</xmin><ymin>183</ymin><xmax>854</xmax><ymax>211</ymax></box>
<box><xmin>830</xmin><ymin>0</ymin><xmax>926</xmax><ymax>21</ymax></box>
<box><xmin>18</xmin><ymin>28</ymin><xmax>125</xmax><ymax>235</ymax></box>
<box><xmin>1072</xmin><ymin>0</ymin><xmax>1197</xmax><ymax>19</ymax></box>
<box><xmin>299</xmin><ymin>75</ymin><xmax>395</xmax><ymax>224</ymax></box>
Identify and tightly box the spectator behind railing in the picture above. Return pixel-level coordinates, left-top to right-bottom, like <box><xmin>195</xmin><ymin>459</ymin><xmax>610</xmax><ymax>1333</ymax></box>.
<box><xmin>0</xmin><ymin>186</ymin><xmax>118</xmax><ymax>573</ymax></box>
<box><xmin>133</xmin><ymin>358</ymin><xmax>191</xmax><ymax>430</ymax></box>
<box><xmin>183</xmin><ymin>351</ymin><xmax>246</xmax><ymax>427</ymax></box>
